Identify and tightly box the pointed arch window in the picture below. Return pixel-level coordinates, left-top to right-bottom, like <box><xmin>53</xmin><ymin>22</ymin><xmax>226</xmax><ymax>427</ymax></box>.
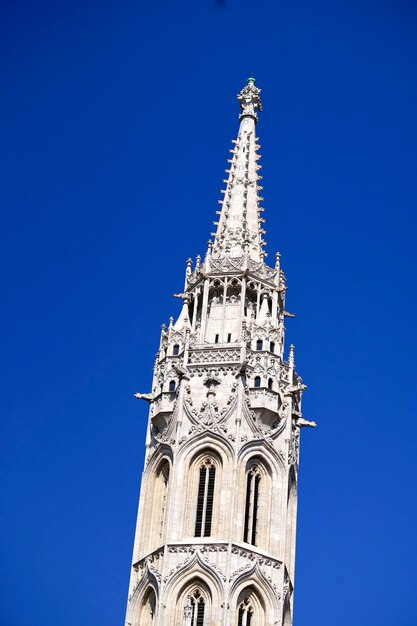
<box><xmin>184</xmin><ymin>589</ymin><xmax>205</xmax><ymax>626</ymax></box>
<box><xmin>256</xmin><ymin>339</ymin><xmax>263</xmax><ymax>351</ymax></box>
<box><xmin>149</xmin><ymin>459</ymin><xmax>170</xmax><ymax>550</ymax></box>
<box><xmin>243</xmin><ymin>466</ymin><xmax>261</xmax><ymax>545</ymax></box>
<box><xmin>158</xmin><ymin>463</ymin><xmax>169</xmax><ymax>540</ymax></box>
<box><xmin>173</xmin><ymin>344</ymin><xmax>180</xmax><ymax>356</ymax></box>
<box><xmin>195</xmin><ymin>458</ymin><xmax>216</xmax><ymax>537</ymax></box>
<box><xmin>269</xmin><ymin>340</ymin><xmax>275</xmax><ymax>353</ymax></box>
<box><xmin>268</xmin><ymin>378</ymin><xmax>273</xmax><ymax>390</ymax></box>
<box><xmin>238</xmin><ymin>597</ymin><xmax>254</xmax><ymax>626</ymax></box>
<box><xmin>169</xmin><ymin>380</ymin><xmax>176</xmax><ymax>392</ymax></box>
<box><xmin>140</xmin><ymin>588</ymin><xmax>156</xmax><ymax>626</ymax></box>
<box><xmin>254</xmin><ymin>376</ymin><xmax>261</xmax><ymax>388</ymax></box>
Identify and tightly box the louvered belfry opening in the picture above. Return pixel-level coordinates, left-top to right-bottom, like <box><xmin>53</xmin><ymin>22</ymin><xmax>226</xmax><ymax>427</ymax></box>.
<box><xmin>243</xmin><ymin>466</ymin><xmax>261</xmax><ymax>546</ymax></box>
<box><xmin>194</xmin><ymin>458</ymin><xmax>216</xmax><ymax>537</ymax></box>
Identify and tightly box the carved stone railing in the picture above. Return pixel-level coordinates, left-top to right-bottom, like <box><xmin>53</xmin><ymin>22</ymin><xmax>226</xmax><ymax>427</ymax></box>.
<box><xmin>209</xmin><ymin>255</ymin><xmax>245</xmax><ymax>273</ymax></box>
<box><xmin>151</xmin><ymin>391</ymin><xmax>177</xmax><ymax>417</ymax></box>
<box><xmin>248</xmin><ymin>387</ymin><xmax>279</xmax><ymax>412</ymax></box>
<box><xmin>188</xmin><ymin>347</ymin><xmax>241</xmax><ymax>366</ymax></box>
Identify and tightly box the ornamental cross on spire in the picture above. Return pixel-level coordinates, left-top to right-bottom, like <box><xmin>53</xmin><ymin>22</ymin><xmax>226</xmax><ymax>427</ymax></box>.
<box><xmin>238</xmin><ymin>78</ymin><xmax>262</xmax><ymax>121</ymax></box>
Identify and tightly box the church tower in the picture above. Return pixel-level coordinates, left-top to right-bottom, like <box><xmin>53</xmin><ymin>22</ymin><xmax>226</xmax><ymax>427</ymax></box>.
<box><xmin>125</xmin><ymin>79</ymin><xmax>315</xmax><ymax>626</ymax></box>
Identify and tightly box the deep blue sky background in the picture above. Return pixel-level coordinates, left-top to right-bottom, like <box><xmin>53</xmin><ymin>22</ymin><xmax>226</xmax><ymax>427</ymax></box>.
<box><xmin>1</xmin><ymin>1</ymin><xmax>417</xmax><ymax>625</ymax></box>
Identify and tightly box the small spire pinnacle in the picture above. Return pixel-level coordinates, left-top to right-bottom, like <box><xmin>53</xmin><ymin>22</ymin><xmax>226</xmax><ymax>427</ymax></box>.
<box><xmin>184</xmin><ymin>257</ymin><xmax>193</xmax><ymax>289</ymax></box>
<box><xmin>275</xmin><ymin>252</ymin><xmax>281</xmax><ymax>269</ymax></box>
<box><xmin>289</xmin><ymin>344</ymin><xmax>295</xmax><ymax>369</ymax></box>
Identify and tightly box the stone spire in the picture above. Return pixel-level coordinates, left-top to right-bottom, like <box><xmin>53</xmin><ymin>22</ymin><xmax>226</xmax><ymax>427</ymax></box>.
<box><xmin>212</xmin><ymin>78</ymin><xmax>266</xmax><ymax>262</ymax></box>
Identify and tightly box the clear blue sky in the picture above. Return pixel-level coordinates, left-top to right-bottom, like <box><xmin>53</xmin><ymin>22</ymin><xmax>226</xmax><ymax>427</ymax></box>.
<box><xmin>1</xmin><ymin>1</ymin><xmax>417</xmax><ymax>625</ymax></box>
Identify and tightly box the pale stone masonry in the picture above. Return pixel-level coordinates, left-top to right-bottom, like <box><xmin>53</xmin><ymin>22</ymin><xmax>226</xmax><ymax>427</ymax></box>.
<box><xmin>125</xmin><ymin>79</ymin><xmax>315</xmax><ymax>626</ymax></box>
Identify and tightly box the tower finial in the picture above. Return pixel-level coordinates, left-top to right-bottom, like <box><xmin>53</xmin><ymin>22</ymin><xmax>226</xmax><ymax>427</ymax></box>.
<box><xmin>238</xmin><ymin>78</ymin><xmax>262</xmax><ymax>121</ymax></box>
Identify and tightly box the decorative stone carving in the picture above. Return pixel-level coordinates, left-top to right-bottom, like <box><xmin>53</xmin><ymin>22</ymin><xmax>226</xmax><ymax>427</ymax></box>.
<box><xmin>288</xmin><ymin>426</ymin><xmax>300</xmax><ymax>466</ymax></box>
<box><xmin>172</xmin><ymin>363</ymin><xmax>190</xmax><ymax>379</ymax></box>
<box><xmin>296</xmin><ymin>417</ymin><xmax>317</xmax><ymax>428</ymax></box>
<box><xmin>230</xmin><ymin>563</ymin><xmax>253</xmax><ymax>581</ymax></box>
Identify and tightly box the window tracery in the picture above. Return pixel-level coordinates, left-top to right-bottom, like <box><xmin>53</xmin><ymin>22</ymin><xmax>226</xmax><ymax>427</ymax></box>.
<box><xmin>235</xmin><ymin>586</ymin><xmax>266</xmax><ymax>626</ymax></box>
<box><xmin>237</xmin><ymin>597</ymin><xmax>254</xmax><ymax>626</ymax></box>
<box><xmin>183</xmin><ymin>589</ymin><xmax>205</xmax><ymax>626</ymax></box>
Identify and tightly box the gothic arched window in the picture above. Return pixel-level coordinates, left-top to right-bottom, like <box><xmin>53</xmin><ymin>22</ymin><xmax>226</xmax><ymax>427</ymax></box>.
<box><xmin>268</xmin><ymin>378</ymin><xmax>273</xmax><ymax>390</ymax></box>
<box><xmin>285</xmin><ymin>466</ymin><xmax>297</xmax><ymax>575</ymax></box>
<box><xmin>157</xmin><ymin>462</ymin><xmax>169</xmax><ymax>541</ymax></box>
<box><xmin>169</xmin><ymin>380</ymin><xmax>176</xmax><ymax>392</ymax></box>
<box><xmin>235</xmin><ymin>586</ymin><xmax>266</xmax><ymax>626</ymax></box>
<box><xmin>184</xmin><ymin>589</ymin><xmax>205</xmax><ymax>626</ymax></box>
<box><xmin>269</xmin><ymin>340</ymin><xmax>275</xmax><ymax>353</ymax></box>
<box><xmin>140</xmin><ymin>587</ymin><xmax>156</xmax><ymax>626</ymax></box>
<box><xmin>254</xmin><ymin>376</ymin><xmax>261</xmax><ymax>388</ymax></box>
<box><xmin>173</xmin><ymin>344</ymin><xmax>180</xmax><ymax>356</ymax></box>
<box><xmin>195</xmin><ymin>458</ymin><xmax>216</xmax><ymax>537</ymax></box>
<box><xmin>243</xmin><ymin>466</ymin><xmax>261</xmax><ymax>545</ymax></box>
<box><xmin>238</xmin><ymin>597</ymin><xmax>254</xmax><ymax>626</ymax></box>
<box><xmin>256</xmin><ymin>339</ymin><xmax>263</xmax><ymax>351</ymax></box>
<box><xmin>148</xmin><ymin>459</ymin><xmax>170</xmax><ymax>550</ymax></box>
